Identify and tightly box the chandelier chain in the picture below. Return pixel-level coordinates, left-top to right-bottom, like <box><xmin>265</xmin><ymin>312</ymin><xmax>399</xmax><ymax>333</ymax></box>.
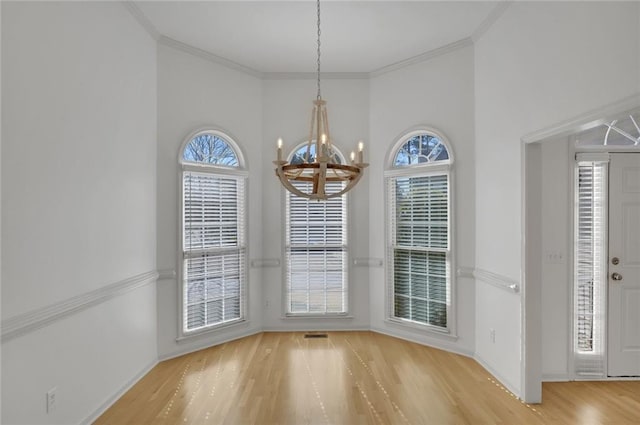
<box><xmin>316</xmin><ymin>0</ymin><xmax>321</xmax><ymax>100</ymax></box>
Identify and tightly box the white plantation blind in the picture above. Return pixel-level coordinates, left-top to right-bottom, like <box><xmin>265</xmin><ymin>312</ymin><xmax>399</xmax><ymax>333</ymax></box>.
<box><xmin>285</xmin><ymin>181</ymin><xmax>348</xmax><ymax>314</ymax></box>
<box><xmin>388</xmin><ymin>174</ymin><xmax>450</xmax><ymax>328</ymax></box>
<box><xmin>574</xmin><ymin>160</ymin><xmax>607</xmax><ymax>376</ymax></box>
<box><xmin>183</xmin><ymin>171</ymin><xmax>245</xmax><ymax>332</ymax></box>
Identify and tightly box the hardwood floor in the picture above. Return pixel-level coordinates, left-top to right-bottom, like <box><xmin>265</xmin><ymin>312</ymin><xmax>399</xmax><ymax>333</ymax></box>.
<box><xmin>95</xmin><ymin>332</ymin><xmax>640</xmax><ymax>424</ymax></box>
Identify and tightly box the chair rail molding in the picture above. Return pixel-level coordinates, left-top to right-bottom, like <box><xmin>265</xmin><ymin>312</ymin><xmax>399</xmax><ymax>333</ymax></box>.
<box><xmin>250</xmin><ymin>258</ymin><xmax>281</xmax><ymax>268</ymax></box>
<box><xmin>457</xmin><ymin>266</ymin><xmax>519</xmax><ymax>293</ymax></box>
<box><xmin>1</xmin><ymin>270</ymin><xmax>159</xmax><ymax>342</ymax></box>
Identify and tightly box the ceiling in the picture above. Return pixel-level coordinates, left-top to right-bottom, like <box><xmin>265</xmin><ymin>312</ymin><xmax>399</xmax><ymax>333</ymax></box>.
<box><xmin>134</xmin><ymin>1</ymin><xmax>501</xmax><ymax>74</ymax></box>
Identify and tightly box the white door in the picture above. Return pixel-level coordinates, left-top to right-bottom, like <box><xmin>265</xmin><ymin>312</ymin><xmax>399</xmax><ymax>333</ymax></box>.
<box><xmin>608</xmin><ymin>153</ymin><xmax>640</xmax><ymax>377</ymax></box>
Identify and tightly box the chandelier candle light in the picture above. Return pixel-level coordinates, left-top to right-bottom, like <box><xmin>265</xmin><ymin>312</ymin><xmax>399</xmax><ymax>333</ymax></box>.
<box><xmin>274</xmin><ymin>0</ymin><xmax>368</xmax><ymax>200</ymax></box>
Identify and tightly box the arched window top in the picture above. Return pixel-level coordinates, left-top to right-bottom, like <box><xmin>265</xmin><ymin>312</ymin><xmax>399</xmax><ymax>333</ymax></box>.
<box><xmin>389</xmin><ymin>128</ymin><xmax>453</xmax><ymax>169</ymax></box>
<box><xmin>288</xmin><ymin>141</ymin><xmax>345</xmax><ymax>164</ymax></box>
<box><xmin>180</xmin><ymin>130</ymin><xmax>243</xmax><ymax>168</ymax></box>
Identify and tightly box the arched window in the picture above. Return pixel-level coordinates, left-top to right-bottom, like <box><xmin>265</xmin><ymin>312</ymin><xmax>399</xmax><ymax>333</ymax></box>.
<box><xmin>385</xmin><ymin>129</ymin><xmax>453</xmax><ymax>331</ymax></box>
<box><xmin>284</xmin><ymin>142</ymin><xmax>348</xmax><ymax>315</ymax></box>
<box><xmin>179</xmin><ymin>129</ymin><xmax>247</xmax><ymax>334</ymax></box>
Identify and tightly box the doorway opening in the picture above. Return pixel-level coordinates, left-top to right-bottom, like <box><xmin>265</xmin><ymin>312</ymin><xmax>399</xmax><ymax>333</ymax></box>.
<box><xmin>573</xmin><ymin>112</ymin><xmax>640</xmax><ymax>378</ymax></box>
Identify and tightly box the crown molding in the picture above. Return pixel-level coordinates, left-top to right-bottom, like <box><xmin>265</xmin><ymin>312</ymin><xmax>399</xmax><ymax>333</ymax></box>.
<box><xmin>522</xmin><ymin>93</ymin><xmax>640</xmax><ymax>144</ymax></box>
<box><xmin>122</xmin><ymin>2</ymin><xmax>501</xmax><ymax>80</ymax></box>
<box><xmin>471</xmin><ymin>0</ymin><xmax>513</xmax><ymax>43</ymax></box>
<box><xmin>121</xmin><ymin>1</ymin><xmax>160</xmax><ymax>41</ymax></box>
<box><xmin>159</xmin><ymin>35</ymin><xmax>263</xmax><ymax>78</ymax></box>
<box><xmin>263</xmin><ymin>71</ymin><xmax>369</xmax><ymax>80</ymax></box>
<box><xmin>1</xmin><ymin>270</ymin><xmax>159</xmax><ymax>343</ymax></box>
<box><xmin>370</xmin><ymin>37</ymin><xmax>473</xmax><ymax>78</ymax></box>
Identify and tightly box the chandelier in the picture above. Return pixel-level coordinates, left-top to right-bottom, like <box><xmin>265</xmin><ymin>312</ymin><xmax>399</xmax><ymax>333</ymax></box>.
<box><xmin>274</xmin><ymin>0</ymin><xmax>367</xmax><ymax>200</ymax></box>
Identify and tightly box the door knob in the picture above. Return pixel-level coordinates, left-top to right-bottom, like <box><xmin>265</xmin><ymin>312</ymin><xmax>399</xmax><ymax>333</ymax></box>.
<box><xmin>612</xmin><ymin>272</ymin><xmax>623</xmax><ymax>281</ymax></box>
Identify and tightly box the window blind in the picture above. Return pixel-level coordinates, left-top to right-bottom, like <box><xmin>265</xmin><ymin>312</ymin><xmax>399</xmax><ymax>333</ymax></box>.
<box><xmin>388</xmin><ymin>174</ymin><xmax>449</xmax><ymax>328</ymax></box>
<box><xmin>574</xmin><ymin>161</ymin><xmax>607</xmax><ymax>376</ymax></box>
<box><xmin>183</xmin><ymin>171</ymin><xmax>245</xmax><ymax>332</ymax></box>
<box><xmin>285</xmin><ymin>181</ymin><xmax>347</xmax><ymax>314</ymax></box>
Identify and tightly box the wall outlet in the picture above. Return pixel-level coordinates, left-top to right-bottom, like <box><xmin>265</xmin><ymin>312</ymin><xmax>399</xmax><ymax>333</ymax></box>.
<box><xmin>264</xmin><ymin>299</ymin><xmax>270</xmax><ymax>309</ymax></box>
<box><xmin>489</xmin><ymin>328</ymin><xmax>496</xmax><ymax>343</ymax></box>
<box><xmin>46</xmin><ymin>387</ymin><xmax>57</xmax><ymax>413</ymax></box>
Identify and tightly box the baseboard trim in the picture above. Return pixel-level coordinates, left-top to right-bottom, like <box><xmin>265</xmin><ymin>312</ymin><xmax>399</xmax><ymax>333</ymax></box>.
<box><xmin>1</xmin><ymin>270</ymin><xmax>159</xmax><ymax>342</ymax></box>
<box><xmin>370</xmin><ymin>326</ymin><xmax>473</xmax><ymax>358</ymax></box>
<box><xmin>159</xmin><ymin>328</ymin><xmax>263</xmax><ymax>362</ymax></box>
<box><xmin>474</xmin><ymin>353</ymin><xmax>521</xmax><ymax>398</ymax></box>
<box><xmin>542</xmin><ymin>373</ymin><xmax>570</xmax><ymax>382</ymax></box>
<box><xmin>81</xmin><ymin>358</ymin><xmax>158</xmax><ymax>425</ymax></box>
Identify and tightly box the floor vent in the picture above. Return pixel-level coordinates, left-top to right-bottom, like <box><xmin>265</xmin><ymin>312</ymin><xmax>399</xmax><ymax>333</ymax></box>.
<box><xmin>304</xmin><ymin>333</ymin><xmax>328</xmax><ymax>339</ymax></box>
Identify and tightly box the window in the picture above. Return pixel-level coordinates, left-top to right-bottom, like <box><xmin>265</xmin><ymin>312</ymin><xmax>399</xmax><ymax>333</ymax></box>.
<box><xmin>180</xmin><ymin>130</ymin><xmax>247</xmax><ymax>334</ymax></box>
<box><xmin>284</xmin><ymin>143</ymin><xmax>348</xmax><ymax>315</ymax></box>
<box><xmin>386</xmin><ymin>130</ymin><xmax>452</xmax><ymax>330</ymax></box>
<box><xmin>573</xmin><ymin>156</ymin><xmax>608</xmax><ymax>376</ymax></box>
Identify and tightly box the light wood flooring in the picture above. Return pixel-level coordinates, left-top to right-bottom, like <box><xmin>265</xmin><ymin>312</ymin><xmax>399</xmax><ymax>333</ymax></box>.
<box><xmin>96</xmin><ymin>331</ymin><xmax>640</xmax><ymax>424</ymax></box>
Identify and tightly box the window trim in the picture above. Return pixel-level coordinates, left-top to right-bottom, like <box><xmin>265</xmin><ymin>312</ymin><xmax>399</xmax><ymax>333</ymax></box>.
<box><xmin>177</xmin><ymin>128</ymin><xmax>249</xmax><ymax>339</ymax></box>
<box><xmin>281</xmin><ymin>141</ymin><xmax>351</xmax><ymax>318</ymax></box>
<box><xmin>384</xmin><ymin>127</ymin><xmax>456</xmax><ymax>336</ymax></box>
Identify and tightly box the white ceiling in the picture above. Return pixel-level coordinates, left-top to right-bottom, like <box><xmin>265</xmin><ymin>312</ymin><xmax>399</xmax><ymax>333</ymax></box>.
<box><xmin>134</xmin><ymin>1</ymin><xmax>500</xmax><ymax>73</ymax></box>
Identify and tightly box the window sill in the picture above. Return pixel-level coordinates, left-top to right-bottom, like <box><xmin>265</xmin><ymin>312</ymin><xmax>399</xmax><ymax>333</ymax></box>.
<box><xmin>384</xmin><ymin>318</ymin><xmax>458</xmax><ymax>341</ymax></box>
<box><xmin>281</xmin><ymin>314</ymin><xmax>354</xmax><ymax>320</ymax></box>
<box><xmin>176</xmin><ymin>319</ymin><xmax>249</xmax><ymax>343</ymax></box>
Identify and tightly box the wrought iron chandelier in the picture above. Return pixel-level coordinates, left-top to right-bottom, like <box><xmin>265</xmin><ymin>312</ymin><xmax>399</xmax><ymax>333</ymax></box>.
<box><xmin>274</xmin><ymin>0</ymin><xmax>367</xmax><ymax>200</ymax></box>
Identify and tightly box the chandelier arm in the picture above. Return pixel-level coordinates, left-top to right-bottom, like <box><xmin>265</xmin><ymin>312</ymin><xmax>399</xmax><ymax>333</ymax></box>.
<box><xmin>322</xmin><ymin>107</ymin><xmax>332</xmax><ymax>151</ymax></box>
<box><xmin>323</xmin><ymin>172</ymin><xmax>364</xmax><ymax>199</ymax></box>
<box><xmin>317</xmin><ymin>161</ymin><xmax>327</xmax><ymax>198</ymax></box>
<box><xmin>307</xmin><ymin>104</ymin><xmax>316</xmax><ymax>162</ymax></box>
<box><xmin>276</xmin><ymin>168</ymin><xmax>316</xmax><ymax>198</ymax></box>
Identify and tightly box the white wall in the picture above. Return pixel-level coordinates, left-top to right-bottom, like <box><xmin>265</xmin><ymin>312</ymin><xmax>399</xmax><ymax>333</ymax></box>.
<box><xmin>541</xmin><ymin>139</ymin><xmax>571</xmax><ymax>380</ymax></box>
<box><xmin>261</xmin><ymin>78</ymin><xmax>370</xmax><ymax>330</ymax></box>
<box><xmin>475</xmin><ymin>1</ymin><xmax>640</xmax><ymax>398</ymax></box>
<box><xmin>1</xmin><ymin>2</ymin><xmax>158</xmax><ymax>424</ymax></box>
<box><xmin>156</xmin><ymin>44</ymin><xmax>263</xmax><ymax>359</ymax></box>
<box><xmin>369</xmin><ymin>45</ymin><xmax>476</xmax><ymax>355</ymax></box>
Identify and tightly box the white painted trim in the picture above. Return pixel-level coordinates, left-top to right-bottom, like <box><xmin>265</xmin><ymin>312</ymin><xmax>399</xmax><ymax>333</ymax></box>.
<box><xmin>281</xmin><ymin>314</ymin><xmax>354</xmax><ymax>320</ymax></box>
<box><xmin>352</xmin><ymin>257</ymin><xmax>383</xmax><ymax>267</ymax></box>
<box><xmin>382</xmin><ymin>318</ymin><xmax>458</xmax><ymax>341</ymax></box>
<box><xmin>159</xmin><ymin>329</ymin><xmax>262</xmax><ymax>361</ymax></box>
<box><xmin>1</xmin><ymin>270</ymin><xmax>159</xmax><ymax>342</ymax></box>
<box><xmin>522</xmin><ymin>93</ymin><xmax>640</xmax><ymax>144</ymax></box>
<box><xmin>474</xmin><ymin>353</ymin><xmax>521</xmax><ymax>399</ymax></box>
<box><xmin>471</xmin><ymin>1</ymin><xmax>513</xmax><ymax>43</ymax></box>
<box><xmin>159</xmin><ymin>35</ymin><xmax>262</xmax><ymax>78</ymax></box>
<box><xmin>81</xmin><ymin>358</ymin><xmax>158</xmax><ymax>425</ymax></box>
<box><xmin>474</xmin><ymin>267</ymin><xmax>520</xmax><ymax>293</ymax></box>
<box><xmin>456</xmin><ymin>266</ymin><xmax>475</xmax><ymax>279</ymax></box>
<box><xmin>371</xmin><ymin>327</ymin><xmax>471</xmax><ymax>358</ymax></box>
<box><xmin>263</xmin><ymin>72</ymin><xmax>369</xmax><ymax>80</ymax></box>
<box><xmin>542</xmin><ymin>373</ymin><xmax>570</xmax><ymax>382</ymax></box>
<box><xmin>370</xmin><ymin>38</ymin><xmax>473</xmax><ymax>78</ymax></box>
<box><xmin>250</xmin><ymin>258</ymin><xmax>281</xmax><ymax>268</ymax></box>
<box><xmin>157</xmin><ymin>268</ymin><xmax>176</xmax><ymax>280</ymax></box>
<box><xmin>121</xmin><ymin>1</ymin><xmax>160</xmax><ymax>41</ymax></box>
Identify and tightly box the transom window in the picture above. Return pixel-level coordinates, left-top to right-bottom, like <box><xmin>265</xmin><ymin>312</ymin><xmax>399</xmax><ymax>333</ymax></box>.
<box><xmin>386</xmin><ymin>129</ymin><xmax>453</xmax><ymax>331</ymax></box>
<box><xmin>284</xmin><ymin>143</ymin><xmax>348</xmax><ymax>315</ymax></box>
<box><xmin>180</xmin><ymin>130</ymin><xmax>247</xmax><ymax>334</ymax></box>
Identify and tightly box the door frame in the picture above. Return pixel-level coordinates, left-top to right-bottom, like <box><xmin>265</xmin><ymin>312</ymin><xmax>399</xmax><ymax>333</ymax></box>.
<box><xmin>521</xmin><ymin>94</ymin><xmax>640</xmax><ymax>403</ymax></box>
